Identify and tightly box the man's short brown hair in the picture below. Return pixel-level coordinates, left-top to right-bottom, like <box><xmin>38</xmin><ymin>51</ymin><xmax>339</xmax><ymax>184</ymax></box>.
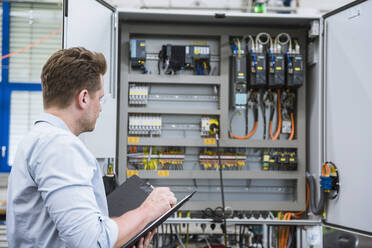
<box><xmin>41</xmin><ymin>47</ymin><xmax>107</xmax><ymax>109</ymax></box>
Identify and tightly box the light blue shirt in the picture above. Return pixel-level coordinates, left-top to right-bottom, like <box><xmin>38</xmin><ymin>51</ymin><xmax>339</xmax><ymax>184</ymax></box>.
<box><xmin>6</xmin><ymin>113</ymin><xmax>118</xmax><ymax>248</ymax></box>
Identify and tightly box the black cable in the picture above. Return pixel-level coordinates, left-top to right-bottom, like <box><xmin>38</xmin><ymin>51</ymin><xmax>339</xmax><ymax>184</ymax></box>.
<box><xmin>260</xmin><ymin>89</ymin><xmax>266</xmax><ymax>140</ymax></box>
<box><xmin>269</xmin><ymin>104</ymin><xmax>275</xmax><ymax>123</ymax></box>
<box><xmin>306</xmin><ymin>173</ymin><xmax>327</xmax><ymax>216</ymax></box>
<box><xmin>158</xmin><ymin>50</ymin><xmax>162</xmax><ymax>75</ymax></box>
<box><xmin>169</xmin><ymin>224</ymin><xmax>174</xmax><ymax>246</ymax></box>
<box><xmin>216</xmin><ymin>133</ymin><xmax>227</xmax><ymax>247</ymax></box>
<box><xmin>253</xmin><ymin>105</ymin><xmax>258</xmax><ymax>125</ymax></box>
<box><xmin>155</xmin><ymin>232</ymin><xmax>159</xmax><ymax>248</ymax></box>
<box><xmin>245</xmin><ymin>103</ymin><xmax>249</xmax><ymax>135</ymax></box>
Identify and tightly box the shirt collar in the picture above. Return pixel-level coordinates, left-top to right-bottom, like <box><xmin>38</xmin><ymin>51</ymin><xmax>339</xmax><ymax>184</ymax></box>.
<box><xmin>34</xmin><ymin>112</ymin><xmax>71</xmax><ymax>132</ymax></box>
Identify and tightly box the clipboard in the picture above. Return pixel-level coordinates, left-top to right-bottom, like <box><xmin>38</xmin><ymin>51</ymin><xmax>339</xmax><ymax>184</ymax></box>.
<box><xmin>106</xmin><ymin>175</ymin><xmax>196</xmax><ymax>248</ymax></box>
<box><xmin>107</xmin><ymin>175</ymin><xmax>152</xmax><ymax>218</ymax></box>
<box><xmin>122</xmin><ymin>190</ymin><xmax>196</xmax><ymax>248</ymax></box>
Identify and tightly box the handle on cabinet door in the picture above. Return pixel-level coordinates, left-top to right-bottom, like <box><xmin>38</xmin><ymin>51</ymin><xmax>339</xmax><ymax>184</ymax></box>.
<box><xmin>110</xmin><ymin>12</ymin><xmax>118</xmax><ymax>99</ymax></box>
<box><xmin>1</xmin><ymin>146</ymin><xmax>6</xmax><ymax>158</ymax></box>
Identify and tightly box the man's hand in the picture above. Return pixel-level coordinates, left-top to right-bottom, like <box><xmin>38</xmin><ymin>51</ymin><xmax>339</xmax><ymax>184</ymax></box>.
<box><xmin>131</xmin><ymin>229</ymin><xmax>156</xmax><ymax>248</ymax></box>
<box><xmin>113</xmin><ymin>187</ymin><xmax>176</xmax><ymax>248</ymax></box>
<box><xmin>140</xmin><ymin>187</ymin><xmax>177</xmax><ymax>222</ymax></box>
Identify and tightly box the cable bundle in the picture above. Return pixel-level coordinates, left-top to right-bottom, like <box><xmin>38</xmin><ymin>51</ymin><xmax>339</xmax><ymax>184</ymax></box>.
<box><xmin>306</xmin><ymin>162</ymin><xmax>339</xmax><ymax>216</ymax></box>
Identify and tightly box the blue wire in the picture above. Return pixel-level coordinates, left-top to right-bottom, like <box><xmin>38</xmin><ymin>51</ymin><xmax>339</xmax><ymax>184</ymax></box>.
<box><xmin>232</xmin><ymin>44</ymin><xmax>238</xmax><ymax>56</ymax></box>
<box><xmin>286</xmin><ymin>51</ymin><xmax>293</xmax><ymax>69</ymax></box>
<box><xmin>251</xmin><ymin>49</ymin><xmax>257</xmax><ymax>69</ymax></box>
<box><xmin>269</xmin><ymin>49</ymin><xmax>275</xmax><ymax>68</ymax></box>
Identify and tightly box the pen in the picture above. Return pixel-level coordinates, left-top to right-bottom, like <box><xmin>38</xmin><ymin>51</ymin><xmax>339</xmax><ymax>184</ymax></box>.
<box><xmin>146</xmin><ymin>182</ymin><xmax>154</xmax><ymax>189</ymax></box>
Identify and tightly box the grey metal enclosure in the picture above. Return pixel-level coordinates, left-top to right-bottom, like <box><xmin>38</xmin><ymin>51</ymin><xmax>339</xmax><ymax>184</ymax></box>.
<box><xmin>63</xmin><ymin>0</ymin><xmax>372</xmax><ymax>236</ymax></box>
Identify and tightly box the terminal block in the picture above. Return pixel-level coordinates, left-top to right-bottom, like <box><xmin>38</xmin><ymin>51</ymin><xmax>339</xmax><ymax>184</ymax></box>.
<box><xmin>129</xmin><ymin>85</ymin><xmax>149</xmax><ymax>105</ymax></box>
<box><xmin>263</xmin><ymin>150</ymin><xmax>297</xmax><ymax>171</ymax></box>
<box><xmin>128</xmin><ymin>115</ymin><xmax>162</xmax><ymax>136</ymax></box>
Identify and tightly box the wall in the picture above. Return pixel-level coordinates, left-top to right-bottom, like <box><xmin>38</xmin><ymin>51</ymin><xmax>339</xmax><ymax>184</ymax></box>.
<box><xmin>107</xmin><ymin>0</ymin><xmax>354</xmax><ymax>13</ymax></box>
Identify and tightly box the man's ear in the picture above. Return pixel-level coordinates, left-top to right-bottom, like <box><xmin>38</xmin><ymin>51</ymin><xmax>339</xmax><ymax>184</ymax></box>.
<box><xmin>76</xmin><ymin>89</ymin><xmax>89</xmax><ymax>110</ymax></box>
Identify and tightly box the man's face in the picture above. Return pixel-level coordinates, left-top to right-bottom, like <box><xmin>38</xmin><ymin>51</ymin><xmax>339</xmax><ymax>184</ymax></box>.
<box><xmin>81</xmin><ymin>75</ymin><xmax>104</xmax><ymax>133</ymax></box>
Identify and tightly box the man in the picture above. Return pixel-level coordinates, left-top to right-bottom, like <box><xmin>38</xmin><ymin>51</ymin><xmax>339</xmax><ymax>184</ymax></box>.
<box><xmin>6</xmin><ymin>47</ymin><xmax>177</xmax><ymax>248</ymax></box>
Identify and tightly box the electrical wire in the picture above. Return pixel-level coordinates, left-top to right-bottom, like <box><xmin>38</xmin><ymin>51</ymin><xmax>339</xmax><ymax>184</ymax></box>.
<box><xmin>269</xmin><ymin>47</ymin><xmax>275</xmax><ymax>71</ymax></box>
<box><xmin>307</xmin><ymin>162</ymin><xmax>339</xmax><ymax>213</ymax></box>
<box><xmin>260</xmin><ymin>89</ymin><xmax>267</xmax><ymax>139</ymax></box>
<box><xmin>286</xmin><ymin>51</ymin><xmax>293</xmax><ymax>71</ymax></box>
<box><xmin>229</xmin><ymin>109</ymin><xmax>257</xmax><ymax>139</ymax></box>
<box><xmin>174</xmin><ymin>224</ymin><xmax>186</xmax><ymax>248</ymax></box>
<box><xmin>269</xmin><ymin>89</ymin><xmax>282</xmax><ymax>140</ymax></box>
<box><xmin>306</xmin><ymin>172</ymin><xmax>327</xmax><ymax>216</ymax></box>
<box><xmin>185</xmin><ymin>211</ymin><xmax>190</xmax><ymax>248</ymax></box>
<box><xmin>256</xmin><ymin>32</ymin><xmax>271</xmax><ymax>50</ymax></box>
<box><xmin>274</xmin><ymin>33</ymin><xmax>292</xmax><ymax>54</ymax></box>
<box><xmin>231</xmin><ymin>122</ymin><xmax>258</xmax><ymax>140</ymax></box>
<box><xmin>177</xmin><ymin>212</ymin><xmax>182</xmax><ymax>248</ymax></box>
<box><xmin>230</xmin><ymin>91</ymin><xmax>259</xmax><ymax>140</ymax></box>
<box><xmin>216</xmin><ymin>132</ymin><xmax>227</xmax><ymax>247</ymax></box>
<box><xmin>245</xmin><ymin>35</ymin><xmax>255</xmax><ymax>51</ymax></box>
<box><xmin>278</xmin><ymin>181</ymin><xmax>310</xmax><ymax>248</ymax></box>
<box><xmin>289</xmin><ymin>112</ymin><xmax>295</xmax><ymax>140</ymax></box>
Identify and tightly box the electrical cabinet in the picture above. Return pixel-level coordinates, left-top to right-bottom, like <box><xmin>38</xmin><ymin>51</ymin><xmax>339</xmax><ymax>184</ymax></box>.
<box><xmin>63</xmin><ymin>0</ymin><xmax>372</xmax><ymax>240</ymax></box>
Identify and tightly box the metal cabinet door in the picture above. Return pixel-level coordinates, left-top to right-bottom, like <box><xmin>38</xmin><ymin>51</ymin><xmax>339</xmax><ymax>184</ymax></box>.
<box><xmin>323</xmin><ymin>0</ymin><xmax>372</xmax><ymax>235</ymax></box>
<box><xmin>63</xmin><ymin>0</ymin><xmax>118</xmax><ymax>158</ymax></box>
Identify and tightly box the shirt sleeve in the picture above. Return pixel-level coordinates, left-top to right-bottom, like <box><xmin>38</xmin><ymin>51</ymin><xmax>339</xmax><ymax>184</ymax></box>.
<box><xmin>30</xmin><ymin>134</ymin><xmax>118</xmax><ymax>248</ymax></box>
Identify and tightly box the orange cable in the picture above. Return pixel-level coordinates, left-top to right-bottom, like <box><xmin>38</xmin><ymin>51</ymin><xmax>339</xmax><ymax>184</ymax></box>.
<box><xmin>270</xmin><ymin>89</ymin><xmax>282</xmax><ymax>140</ymax></box>
<box><xmin>280</xmin><ymin>181</ymin><xmax>310</xmax><ymax>247</ymax></box>
<box><xmin>269</xmin><ymin>120</ymin><xmax>274</xmax><ymax>139</ymax></box>
<box><xmin>279</xmin><ymin>213</ymin><xmax>289</xmax><ymax>248</ymax></box>
<box><xmin>0</xmin><ymin>26</ymin><xmax>62</xmax><ymax>61</ymax></box>
<box><xmin>230</xmin><ymin>121</ymin><xmax>258</xmax><ymax>139</ymax></box>
<box><xmin>282</xmin><ymin>213</ymin><xmax>291</xmax><ymax>248</ymax></box>
<box><xmin>279</xmin><ymin>214</ymin><xmax>291</xmax><ymax>248</ymax></box>
<box><xmin>289</xmin><ymin>112</ymin><xmax>295</xmax><ymax>140</ymax></box>
<box><xmin>273</xmin><ymin>89</ymin><xmax>282</xmax><ymax>139</ymax></box>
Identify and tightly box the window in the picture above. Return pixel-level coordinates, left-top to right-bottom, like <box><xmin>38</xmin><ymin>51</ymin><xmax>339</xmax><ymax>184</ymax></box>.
<box><xmin>0</xmin><ymin>2</ymin><xmax>62</xmax><ymax>171</ymax></box>
<box><xmin>9</xmin><ymin>3</ymin><xmax>62</xmax><ymax>83</ymax></box>
<box><xmin>8</xmin><ymin>91</ymin><xmax>43</xmax><ymax>165</ymax></box>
